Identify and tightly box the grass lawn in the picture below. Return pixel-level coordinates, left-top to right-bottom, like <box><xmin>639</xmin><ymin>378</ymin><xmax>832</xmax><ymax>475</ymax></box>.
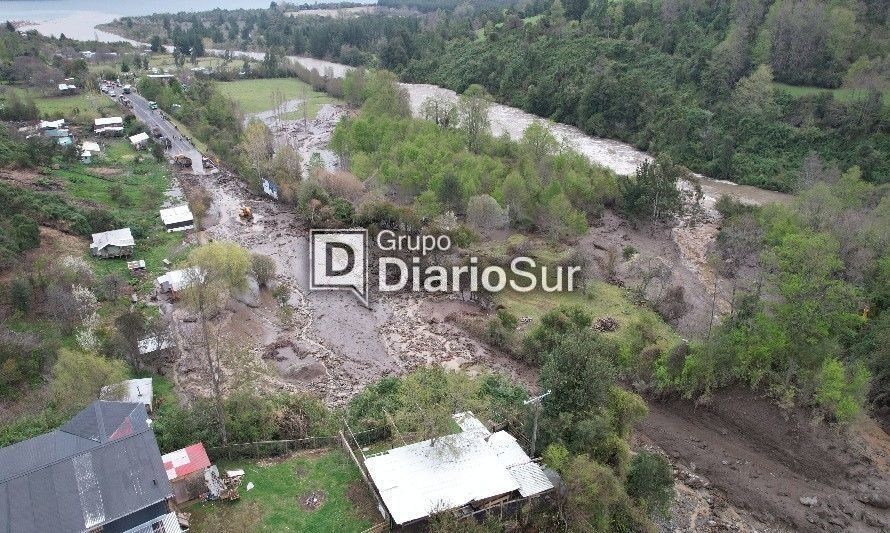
<box><xmin>51</xmin><ymin>138</ymin><xmax>193</xmax><ymax>289</ymax></box>
<box><xmin>148</xmin><ymin>54</ymin><xmax>234</xmax><ymax>71</ymax></box>
<box><xmin>188</xmin><ymin>449</ymin><xmax>378</xmax><ymax>533</ymax></box>
<box><xmin>772</xmin><ymin>82</ymin><xmax>889</xmax><ymax>106</ymax></box>
<box><xmin>217</xmin><ymin>78</ymin><xmax>339</xmax><ymax>119</ymax></box>
<box><xmin>5</xmin><ymin>89</ymin><xmax>117</xmax><ymax>122</ymax></box>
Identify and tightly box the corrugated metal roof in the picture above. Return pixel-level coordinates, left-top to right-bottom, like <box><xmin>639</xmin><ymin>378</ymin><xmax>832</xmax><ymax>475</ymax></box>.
<box><xmin>95</xmin><ymin>117</ymin><xmax>123</xmax><ymax>127</ymax></box>
<box><xmin>364</xmin><ymin>412</ymin><xmax>552</xmax><ymax>526</ymax></box>
<box><xmin>129</xmin><ymin>132</ymin><xmax>150</xmax><ymax>145</ymax></box>
<box><xmin>0</xmin><ymin>401</ymin><xmax>172</xmax><ymax>533</ymax></box>
<box><xmin>101</xmin><ymin>379</ymin><xmax>154</xmax><ymax>411</ymax></box>
<box><xmin>161</xmin><ymin>443</ymin><xmax>211</xmax><ymax>481</ymax></box>
<box><xmin>91</xmin><ymin>228</ymin><xmax>135</xmax><ymax>250</ymax></box>
<box><xmin>159</xmin><ymin>205</ymin><xmax>194</xmax><ymax>226</ymax></box>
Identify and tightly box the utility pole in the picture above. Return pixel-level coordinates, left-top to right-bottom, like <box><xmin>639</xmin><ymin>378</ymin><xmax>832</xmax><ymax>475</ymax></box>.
<box><xmin>524</xmin><ymin>390</ymin><xmax>551</xmax><ymax>457</ymax></box>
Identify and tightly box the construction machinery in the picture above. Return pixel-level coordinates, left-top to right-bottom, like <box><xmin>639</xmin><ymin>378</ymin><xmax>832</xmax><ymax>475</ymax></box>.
<box><xmin>173</xmin><ymin>154</ymin><xmax>192</xmax><ymax>169</ymax></box>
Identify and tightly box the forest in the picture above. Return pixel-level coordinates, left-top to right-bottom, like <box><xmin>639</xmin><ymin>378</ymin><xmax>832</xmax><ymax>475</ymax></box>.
<box><xmin>107</xmin><ymin>0</ymin><xmax>889</xmax><ymax>191</ymax></box>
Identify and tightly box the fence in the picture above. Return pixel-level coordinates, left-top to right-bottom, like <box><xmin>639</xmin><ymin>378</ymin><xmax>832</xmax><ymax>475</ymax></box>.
<box><xmin>204</xmin><ymin>426</ymin><xmax>388</xmax><ymax>461</ymax></box>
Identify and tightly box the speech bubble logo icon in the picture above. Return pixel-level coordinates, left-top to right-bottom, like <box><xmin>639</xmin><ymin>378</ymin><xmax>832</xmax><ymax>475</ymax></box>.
<box><xmin>309</xmin><ymin>229</ymin><xmax>369</xmax><ymax>307</ymax></box>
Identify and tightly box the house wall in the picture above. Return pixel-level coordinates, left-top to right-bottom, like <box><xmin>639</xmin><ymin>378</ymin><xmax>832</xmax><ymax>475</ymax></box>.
<box><xmin>93</xmin><ymin>245</ymin><xmax>134</xmax><ymax>258</ymax></box>
<box><xmin>170</xmin><ymin>470</ymin><xmax>208</xmax><ymax>504</ymax></box>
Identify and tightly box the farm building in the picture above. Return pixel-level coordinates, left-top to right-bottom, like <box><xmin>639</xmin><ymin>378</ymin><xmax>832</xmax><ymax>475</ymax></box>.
<box><xmin>364</xmin><ymin>412</ymin><xmax>554</xmax><ymax>529</ymax></box>
<box><xmin>162</xmin><ymin>442</ymin><xmax>213</xmax><ymax>504</ymax></box>
<box><xmin>160</xmin><ymin>204</ymin><xmax>195</xmax><ymax>232</ymax></box>
<box><xmin>80</xmin><ymin>141</ymin><xmax>101</xmax><ymax>164</ymax></box>
<box><xmin>96</xmin><ymin>126</ymin><xmax>124</xmax><ymax>136</ymax></box>
<box><xmin>94</xmin><ymin>116</ymin><xmax>123</xmax><ymax>131</ymax></box>
<box><xmin>129</xmin><ymin>131</ymin><xmax>150</xmax><ymax>149</ymax></box>
<box><xmin>0</xmin><ymin>401</ymin><xmax>182</xmax><ymax>533</ymax></box>
<box><xmin>100</xmin><ymin>378</ymin><xmax>154</xmax><ymax>413</ymax></box>
<box><xmin>90</xmin><ymin>227</ymin><xmax>135</xmax><ymax>258</ymax></box>
<box><xmin>39</xmin><ymin>119</ymin><xmax>65</xmax><ymax>131</ymax></box>
<box><xmin>44</xmin><ymin>127</ymin><xmax>70</xmax><ymax>139</ymax></box>
<box><xmin>156</xmin><ymin>268</ymin><xmax>200</xmax><ymax>294</ymax></box>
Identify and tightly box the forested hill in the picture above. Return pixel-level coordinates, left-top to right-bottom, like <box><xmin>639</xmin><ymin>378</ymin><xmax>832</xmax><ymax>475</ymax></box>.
<box><xmin>104</xmin><ymin>0</ymin><xmax>888</xmax><ymax>190</ymax></box>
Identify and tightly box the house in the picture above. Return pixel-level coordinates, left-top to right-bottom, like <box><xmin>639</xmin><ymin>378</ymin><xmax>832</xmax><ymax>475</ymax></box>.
<box><xmin>364</xmin><ymin>412</ymin><xmax>554</xmax><ymax>529</ymax></box>
<box><xmin>0</xmin><ymin>401</ymin><xmax>181</xmax><ymax>533</ymax></box>
<box><xmin>39</xmin><ymin>119</ymin><xmax>66</xmax><ymax>131</ymax></box>
<box><xmin>156</xmin><ymin>268</ymin><xmax>200</xmax><ymax>294</ymax></box>
<box><xmin>159</xmin><ymin>204</ymin><xmax>195</xmax><ymax>232</ymax></box>
<box><xmin>58</xmin><ymin>83</ymin><xmax>77</xmax><ymax>95</ymax></box>
<box><xmin>138</xmin><ymin>335</ymin><xmax>174</xmax><ymax>360</ymax></box>
<box><xmin>129</xmin><ymin>132</ymin><xmax>150</xmax><ymax>149</ymax></box>
<box><xmin>90</xmin><ymin>227</ymin><xmax>135</xmax><ymax>258</ymax></box>
<box><xmin>97</xmin><ymin>126</ymin><xmax>124</xmax><ymax>137</ymax></box>
<box><xmin>94</xmin><ymin>116</ymin><xmax>123</xmax><ymax>131</ymax></box>
<box><xmin>262</xmin><ymin>178</ymin><xmax>279</xmax><ymax>199</ymax></box>
<box><xmin>80</xmin><ymin>140</ymin><xmax>101</xmax><ymax>164</ymax></box>
<box><xmin>100</xmin><ymin>378</ymin><xmax>154</xmax><ymax>413</ymax></box>
<box><xmin>162</xmin><ymin>442</ymin><xmax>214</xmax><ymax>504</ymax></box>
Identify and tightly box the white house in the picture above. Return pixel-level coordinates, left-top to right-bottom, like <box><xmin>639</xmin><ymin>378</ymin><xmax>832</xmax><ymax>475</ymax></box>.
<box><xmin>156</xmin><ymin>268</ymin><xmax>200</xmax><ymax>294</ymax></box>
<box><xmin>96</xmin><ymin>126</ymin><xmax>124</xmax><ymax>137</ymax></box>
<box><xmin>364</xmin><ymin>412</ymin><xmax>554</xmax><ymax>528</ymax></box>
<box><xmin>39</xmin><ymin>119</ymin><xmax>65</xmax><ymax>131</ymax></box>
<box><xmin>130</xmin><ymin>132</ymin><xmax>150</xmax><ymax>149</ymax></box>
<box><xmin>159</xmin><ymin>205</ymin><xmax>194</xmax><ymax>232</ymax></box>
<box><xmin>95</xmin><ymin>116</ymin><xmax>123</xmax><ymax>130</ymax></box>
<box><xmin>90</xmin><ymin>228</ymin><xmax>135</xmax><ymax>258</ymax></box>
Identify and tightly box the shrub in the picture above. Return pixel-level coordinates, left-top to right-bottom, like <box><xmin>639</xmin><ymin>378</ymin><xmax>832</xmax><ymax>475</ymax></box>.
<box><xmin>250</xmin><ymin>253</ymin><xmax>277</xmax><ymax>286</ymax></box>
<box><xmin>626</xmin><ymin>452</ymin><xmax>674</xmax><ymax>516</ymax></box>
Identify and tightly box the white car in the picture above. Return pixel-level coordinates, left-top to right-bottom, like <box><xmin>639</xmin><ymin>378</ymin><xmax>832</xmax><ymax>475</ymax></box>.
<box><xmin>109</xmin><ymin>91</ymin><xmax>117</xmax><ymax>97</ymax></box>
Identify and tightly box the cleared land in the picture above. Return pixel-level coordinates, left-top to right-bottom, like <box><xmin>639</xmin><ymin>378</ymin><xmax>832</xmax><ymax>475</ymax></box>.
<box><xmin>188</xmin><ymin>450</ymin><xmax>377</xmax><ymax>532</ymax></box>
<box><xmin>772</xmin><ymin>82</ymin><xmax>889</xmax><ymax>105</ymax></box>
<box><xmin>216</xmin><ymin>78</ymin><xmax>339</xmax><ymax>120</ymax></box>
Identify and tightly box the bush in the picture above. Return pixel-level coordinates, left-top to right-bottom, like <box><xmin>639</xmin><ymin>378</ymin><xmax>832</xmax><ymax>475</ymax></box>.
<box><xmin>626</xmin><ymin>452</ymin><xmax>674</xmax><ymax>516</ymax></box>
<box><xmin>816</xmin><ymin>357</ymin><xmax>870</xmax><ymax>423</ymax></box>
<box><xmin>250</xmin><ymin>253</ymin><xmax>277</xmax><ymax>286</ymax></box>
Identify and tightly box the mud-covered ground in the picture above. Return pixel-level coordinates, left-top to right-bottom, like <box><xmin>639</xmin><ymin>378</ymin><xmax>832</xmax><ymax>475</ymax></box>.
<box><xmin>153</xmin><ymin>60</ymin><xmax>888</xmax><ymax>533</ymax></box>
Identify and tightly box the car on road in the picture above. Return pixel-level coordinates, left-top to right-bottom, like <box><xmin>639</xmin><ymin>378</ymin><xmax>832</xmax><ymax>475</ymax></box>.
<box><xmin>109</xmin><ymin>90</ymin><xmax>117</xmax><ymax>97</ymax></box>
<box><xmin>148</xmin><ymin>101</ymin><xmax>158</xmax><ymax>110</ymax></box>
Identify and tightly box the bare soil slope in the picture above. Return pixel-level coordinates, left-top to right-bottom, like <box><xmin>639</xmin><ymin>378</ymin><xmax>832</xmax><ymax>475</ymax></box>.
<box><xmin>640</xmin><ymin>388</ymin><xmax>890</xmax><ymax>532</ymax></box>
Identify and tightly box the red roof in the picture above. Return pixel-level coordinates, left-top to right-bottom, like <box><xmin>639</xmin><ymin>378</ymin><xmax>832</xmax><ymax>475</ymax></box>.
<box><xmin>161</xmin><ymin>442</ymin><xmax>211</xmax><ymax>480</ymax></box>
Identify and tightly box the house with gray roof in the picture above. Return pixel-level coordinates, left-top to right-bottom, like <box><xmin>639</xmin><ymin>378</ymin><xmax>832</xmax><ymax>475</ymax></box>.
<box><xmin>0</xmin><ymin>401</ymin><xmax>181</xmax><ymax>533</ymax></box>
<box><xmin>90</xmin><ymin>228</ymin><xmax>135</xmax><ymax>258</ymax></box>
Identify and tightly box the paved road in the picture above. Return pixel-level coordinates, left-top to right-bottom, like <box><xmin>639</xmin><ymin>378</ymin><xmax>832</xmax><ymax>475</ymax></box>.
<box><xmin>111</xmin><ymin>90</ymin><xmax>204</xmax><ymax>175</ymax></box>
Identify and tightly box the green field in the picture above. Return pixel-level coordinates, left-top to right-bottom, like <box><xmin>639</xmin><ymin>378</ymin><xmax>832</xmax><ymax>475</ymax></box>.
<box><xmin>4</xmin><ymin>89</ymin><xmax>116</xmax><ymax>122</ymax></box>
<box><xmin>188</xmin><ymin>450</ymin><xmax>377</xmax><ymax>532</ymax></box>
<box><xmin>52</xmin><ymin>138</ymin><xmax>192</xmax><ymax>286</ymax></box>
<box><xmin>497</xmin><ymin>281</ymin><xmax>680</xmax><ymax>350</ymax></box>
<box><xmin>216</xmin><ymin>78</ymin><xmax>339</xmax><ymax>120</ymax></box>
<box><xmin>772</xmin><ymin>82</ymin><xmax>889</xmax><ymax>106</ymax></box>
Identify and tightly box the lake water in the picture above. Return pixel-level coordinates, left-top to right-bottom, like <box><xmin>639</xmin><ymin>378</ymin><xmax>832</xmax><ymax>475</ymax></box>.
<box><xmin>1</xmin><ymin>0</ymin><xmax>373</xmax><ymax>40</ymax></box>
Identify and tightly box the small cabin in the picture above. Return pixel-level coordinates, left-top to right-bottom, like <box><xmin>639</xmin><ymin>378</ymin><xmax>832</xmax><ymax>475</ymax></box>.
<box><xmin>129</xmin><ymin>132</ymin><xmax>150</xmax><ymax>150</ymax></box>
<box><xmin>159</xmin><ymin>205</ymin><xmax>194</xmax><ymax>232</ymax></box>
<box><xmin>90</xmin><ymin>228</ymin><xmax>135</xmax><ymax>258</ymax></box>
